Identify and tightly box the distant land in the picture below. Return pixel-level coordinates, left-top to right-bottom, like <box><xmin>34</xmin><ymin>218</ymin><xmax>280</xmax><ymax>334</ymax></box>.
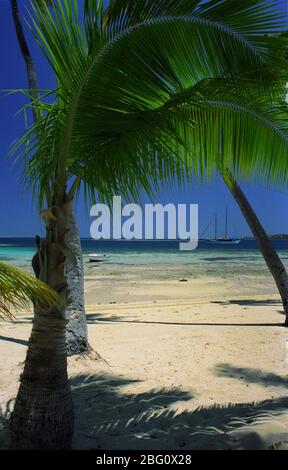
<box><xmin>243</xmin><ymin>234</ymin><xmax>288</xmax><ymax>240</ymax></box>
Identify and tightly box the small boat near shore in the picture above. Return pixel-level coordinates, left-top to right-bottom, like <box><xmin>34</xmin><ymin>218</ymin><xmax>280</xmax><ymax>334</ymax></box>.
<box><xmin>89</xmin><ymin>253</ymin><xmax>110</xmax><ymax>262</ymax></box>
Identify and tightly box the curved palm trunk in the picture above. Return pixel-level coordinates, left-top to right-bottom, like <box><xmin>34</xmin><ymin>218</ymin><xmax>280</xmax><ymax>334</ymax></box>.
<box><xmin>11</xmin><ymin>0</ymin><xmax>88</xmax><ymax>355</ymax></box>
<box><xmin>221</xmin><ymin>168</ymin><xmax>288</xmax><ymax>325</ymax></box>
<box><xmin>65</xmin><ymin>211</ymin><xmax>88</xmax><ymax>355</ymax></box>
<box><xmin>11</xmin><ymin>0</ymin><xmax>38</xmax><ymax>122</ymax></box>
<box><xmin>10</xmin><ymin>198</ymin><xmax>74</xmax><ymax>449</ymax></box>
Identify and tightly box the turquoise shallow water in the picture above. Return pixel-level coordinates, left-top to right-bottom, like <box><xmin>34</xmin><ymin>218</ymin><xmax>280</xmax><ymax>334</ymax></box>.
<box><xmin>0</xmin><ymin>238</ymin><xmax>288</xmax><ymax>281</ymax></box>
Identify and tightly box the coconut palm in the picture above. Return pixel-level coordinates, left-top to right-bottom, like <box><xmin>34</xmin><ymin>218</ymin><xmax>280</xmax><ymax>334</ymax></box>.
<box><xmin>184</xmin><ymin>72</ymin><xmax>288</xmax><ymax>322</ymax></box>
<box><xmin>217</xmin><ymin>30</ymin><xmax>288</xmax><ymax>323</ymax></box>
<box><xmin>9</xmin><ymin>0</ymin><xmax>288</xmax><ymax>449</ymax></box>
<box><xmin>14</xmin><ymin>0</ymin><xmax>288</xmax><ymax>338</ymax></box>
<box><xmin>11</xmin><ymin>0</ymin><xmax>88</xmax><ymax>355</ymax></box>
<box><xmin>12</xmin><ymin>0</ymin><xmax>288</xmax><ymax>356</ymax></box>
<box><xmin>0</xmin><ymin>261</ymin><xmax>60</xmax><ymax>318</ymax></box>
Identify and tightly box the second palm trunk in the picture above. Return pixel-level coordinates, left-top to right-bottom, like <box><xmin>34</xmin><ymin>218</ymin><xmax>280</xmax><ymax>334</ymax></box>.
<box><xmin>65</xmin><ymin>211</ymin><xmax>88</xmax><ymax>356</ymax></box>
<box><xmin>221</xmin><ymin>168</ymin><xmax>288</xmax><ymax>326</ymax></box>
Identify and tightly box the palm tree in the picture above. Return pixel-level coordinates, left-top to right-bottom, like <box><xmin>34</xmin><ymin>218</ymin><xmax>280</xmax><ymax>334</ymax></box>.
<box><xmin>0</xmin><ymin>261</ymin><xmax>60</xmax><ymax>318</ymax></box>
<box><xmin>11</xmin><ymin>0</ymin><xmax>288</xmax><ymax>354</ymax></box>
<box><xmin>186</xmin><ymin>72</ymin><xmax>288</xmax><ymax>324</ymax></box>
<box><xmin>9</xmin><ymin>0</ymin><xmax>288</xmax><ymax>449</ymax></box>
<box><xmin>183</xmin><ymin>70</ymin><xmax>288</xmax><ymax>321</ymax></box>
<box><xmin>11</xmin><ymin>0</ymin><xmax>88</xmax><ymax>355</ymax></box>
<box><xmin>217</xmin><ymin>30</ymin><xmax>288</xmax><ymax>324</ymax></box>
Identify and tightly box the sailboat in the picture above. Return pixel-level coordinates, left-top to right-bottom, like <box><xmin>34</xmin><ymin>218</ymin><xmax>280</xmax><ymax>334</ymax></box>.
<box><xmin>203</xmin><ymin>208</ymin><xmax>241</xmax><ymax>245</ymax></box>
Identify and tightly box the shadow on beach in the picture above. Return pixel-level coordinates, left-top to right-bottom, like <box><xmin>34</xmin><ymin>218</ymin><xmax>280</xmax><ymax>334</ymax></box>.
<box><xmin>214</xmin><ymin>363</ymin><xmax>288</xmax><ymax>388</ymax></box>
<box><xmin>1</xmin><ymin>369</ymin><xmax>287</xmax><ymax>450</ymax></box>
<box><xmin>70</xmin><ymin>372</ymin><xmax>288</xmax><ymax>450</ymax></box>
<box><xmin>211</xmin><ymin>299</ymin><xmax>282</xmax><ymax>307</ymax></box>
<box><xmin>0</xmin><ymin>335</ymin><xmax>28</xmax><ymax>346</ymax></box>
<box><xmin>0</xmin><ymin>399</ymin><xmax>13</xmax><ymax>448</ymax></box>
<box><xmin>86</xmin><ymin>312</ymin><xmax>283</xmax><ymax>328</ymax></box>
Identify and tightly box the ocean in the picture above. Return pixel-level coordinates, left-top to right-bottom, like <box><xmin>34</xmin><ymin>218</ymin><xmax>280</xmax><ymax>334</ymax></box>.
<box><xmin>0</xmin><ymin>238</ymin><xmax>288</xmax><ymax>282</ymax></box>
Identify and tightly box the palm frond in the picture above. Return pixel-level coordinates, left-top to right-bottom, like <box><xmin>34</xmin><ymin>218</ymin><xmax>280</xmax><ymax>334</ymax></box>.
<box><xmin>0</xmin><ymin>262</ymin><xmax>62</xmax><ymax>318</ymax></box>
<box><xmin>14</xmin><ymin>78</ymin><xmax>288</xmax><ymax>205</ymax></box>
<box><xmin>103</xmin><ymin>0</ymin><xmax>284</xmax><ymax>37</ymax></box>
<box><xmin>10</xmin><ymin>0</ymin><xmax>288</xmax><ymax>208</ymax></box>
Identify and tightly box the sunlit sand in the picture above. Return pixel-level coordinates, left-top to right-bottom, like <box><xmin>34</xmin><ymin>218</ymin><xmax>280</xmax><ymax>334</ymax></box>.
<box><xmin>1</xmin><ymin>274</ymin><xmax>287</xmax><ymax>449</ymax></box>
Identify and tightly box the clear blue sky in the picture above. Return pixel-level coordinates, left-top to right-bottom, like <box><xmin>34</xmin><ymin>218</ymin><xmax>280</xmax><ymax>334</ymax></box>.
<box><xmin>0</xmin><ymin>0</ymin><xmax>288</xmax><ymax>238</ymax></box>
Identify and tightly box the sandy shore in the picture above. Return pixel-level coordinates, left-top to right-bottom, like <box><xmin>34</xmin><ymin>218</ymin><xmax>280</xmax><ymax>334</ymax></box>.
<box><xmin>0</xmin><ymin>275</ymin><xmax>288</xmax><ymax>449</ymax></box>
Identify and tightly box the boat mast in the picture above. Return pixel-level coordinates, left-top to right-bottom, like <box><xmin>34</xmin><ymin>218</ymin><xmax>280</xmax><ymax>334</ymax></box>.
<box><xmin>215</xmin><ymin>212</ymin><xmax>218</xmax><ymax>240</ymax></box>
<box><xmin>225</xmin><ymin>207</ymin><xmax>228</xmax><ymax>239</ymax></box>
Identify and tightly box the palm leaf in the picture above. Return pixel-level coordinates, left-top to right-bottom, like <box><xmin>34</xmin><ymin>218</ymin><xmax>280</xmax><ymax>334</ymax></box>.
<box><xmin>11</xmin><ymin>0</ymin><xmax>288</xmax><ymax>208</ymax></box>
<box><xmin>0</xmin><ymin>262</ymin><xmax>62</xmax><ymax>318</ymax></box>
<box><xmin>102</xmin><ymin>0</ymin><xmax>284</xmax><ymax>37</ymax></box>
<box><xmin>13</xmin><ymin>78</ymin><xmax>288</xmax><ymax>205</ymax></box>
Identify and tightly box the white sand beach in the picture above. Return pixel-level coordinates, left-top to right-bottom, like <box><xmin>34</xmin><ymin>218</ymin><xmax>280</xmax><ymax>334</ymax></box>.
<box><xmin>1</xmin><ymin>274</ymin><xmax>288</xmax><ymax>450</ymax></box>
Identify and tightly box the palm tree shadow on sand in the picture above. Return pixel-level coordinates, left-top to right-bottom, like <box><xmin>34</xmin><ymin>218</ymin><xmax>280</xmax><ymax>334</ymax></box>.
<box><xmin>214</xmin><ymin>363</ymin><xmax>288</xmax><ymax>388</ymax></box>
<box><xmin>70</xmin><ymin>372</ymin><xmax>288</xmax><ymax>450</ymax></box>
<box><xmin>1</xmin><ymin>371</ymin><xmax>287</xmax><ymax>449</ymax></box>
<box><xmin>0</xmin><ymin>399</ymin><xmax>14</xmax><ymax>448</ymax></box>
